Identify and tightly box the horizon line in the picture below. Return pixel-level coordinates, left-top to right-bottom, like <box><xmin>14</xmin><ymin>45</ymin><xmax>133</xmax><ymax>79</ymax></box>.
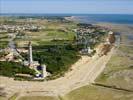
<box><xmin>1</xmin><ymin>13</ymin><xmax>133</xmax><ymax>15</ymax></box>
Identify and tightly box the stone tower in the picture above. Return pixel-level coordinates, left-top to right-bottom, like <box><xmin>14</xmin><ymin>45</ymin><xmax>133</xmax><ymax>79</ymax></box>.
<box><xmin>42</xmin><ymin>64</ymin><xmax>48</xmax><ymax>78</ymax></box>
<box><xmin>28</xmin><ymin>41</ymin><xmax>33</xmax><ymax>66</ymax></box>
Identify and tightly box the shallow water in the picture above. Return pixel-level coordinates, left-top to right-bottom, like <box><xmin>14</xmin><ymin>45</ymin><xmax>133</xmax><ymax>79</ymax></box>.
<box><xmin>75</xmin><ymin>14</ymin><xmax>133</xmax><ymax>25</ymax></box>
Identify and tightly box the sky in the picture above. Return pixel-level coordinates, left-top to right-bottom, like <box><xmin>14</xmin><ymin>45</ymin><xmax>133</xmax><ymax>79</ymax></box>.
<box><xmin>0</xmin><ymin>0</ymin><xmax>133</xmax><ymax>14</ymax></box>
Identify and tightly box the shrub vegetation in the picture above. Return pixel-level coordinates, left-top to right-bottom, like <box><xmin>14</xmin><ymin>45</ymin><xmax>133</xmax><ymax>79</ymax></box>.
<box><xmin>21</xmin><ymin>43</ymin><xmax>81</xmax><ymax>79</ymax></box>
<box><xmin>0</xmin><ymin>61</ymin><xmax>35</xmax><ymax>77</ymax></box>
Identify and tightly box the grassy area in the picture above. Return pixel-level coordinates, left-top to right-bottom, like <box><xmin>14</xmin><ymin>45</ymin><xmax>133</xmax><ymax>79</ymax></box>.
<box><xmin>0</xmin><ymin>41</ymin><xmax>8</xmax><ymax>48</ymax></box>
<box><xmin>8</xmin><ymin>93</ymin><xmax>19</xmax><ymax>100</ymax></box>
<box><xmin>0</xmin><ymin>32</ymin><xmax>8</xmax><ymax>48</ymax></box>
<box><xmin>0</xmin><ymin>97</ymin><xmax>6</xmax><ymax>100</ymax></box>
<box><xmin>15</xmin><ymin>29</ymin><xmax>75</xmax><ymax>47</ymax></box>
<box><xmin>14</xmin><ymin>20</ymin><xmax>77</xmax><ymax>47</ymax></box>
<box><xmin>119</xmin><ymin>46</ymin><xmax>133</xmax><ymax>54</ymax></box>
<box><xmin>37</xmin><ymin>40</ymin><xmax>73</xmax><ymax>46</ymax></box>
<box><xmin>18</xmin><ymin>85</ymin><xmax>133</xmax><ymax>100</ymax></box>
<box><xmin>46</xmin><ymin>30</ymin><xmax>75</xmax><ymax>40</ymax></box>
<box><xmin>15</xmin><ymin>34</ymin><xmax>75</xmax><ymax>47</ymax></box>
<box><xmin>96</xmin><ymin>46</ymin><xmax>133</xmax><ymax>83</ymax></box>
<box><xmin>64</xmin><ymin>85</ymin><xmax>133</xmax><ymax>100</ymax></box>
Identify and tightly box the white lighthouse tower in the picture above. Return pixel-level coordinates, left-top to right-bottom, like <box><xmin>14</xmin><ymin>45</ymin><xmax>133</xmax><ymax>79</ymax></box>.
<box><xmin>42</xmin><ymin>64</ymin><xmax>48</xmax><ymax>78</ymax></box>
<box><xmin>28</xmin><ymin>41</ymin><xmax>33</xmax><ymax>66</ymax></box>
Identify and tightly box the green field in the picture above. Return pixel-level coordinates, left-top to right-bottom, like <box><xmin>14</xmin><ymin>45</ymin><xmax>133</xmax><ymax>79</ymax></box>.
<box><xmin>0</xmin><ymin>32</ymin><xmax>8</xmax><ymax>48</ymax></box>
<box><xmin>65</xmin><ymin>85</ymin><xmax>133</xmax><ymax>100</ymax></box>
<box><xmin>14</xmin><ymin>20</ymin><xmax>77</xmax><ymax>47</ymax></box>
<box><xmin>17</xmin><ymin>85</ymin><xmax>133</xmax><ymax>100</ymax></box>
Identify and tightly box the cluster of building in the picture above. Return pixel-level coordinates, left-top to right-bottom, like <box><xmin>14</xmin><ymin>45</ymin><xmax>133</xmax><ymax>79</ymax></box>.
<box><xmin>73</xmin><ymin>23</ymin><xmax>115</xmax><ymax>56</ymax></box>
<box><xmin>0</xmin><ymin>24</ymin><xmax>43</xmax><ymax>33</ymax></box>
<box><xmin>75</xmin><ymin>24</ymin><xmax>108</xmax><ymax>55</ymax></box>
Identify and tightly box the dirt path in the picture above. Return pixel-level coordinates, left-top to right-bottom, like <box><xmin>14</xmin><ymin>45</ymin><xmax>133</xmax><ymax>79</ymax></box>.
<box><xmin>0</xmin><ymin>46</ymin><xmax>114</xmax><ymax>99</ymax></box>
